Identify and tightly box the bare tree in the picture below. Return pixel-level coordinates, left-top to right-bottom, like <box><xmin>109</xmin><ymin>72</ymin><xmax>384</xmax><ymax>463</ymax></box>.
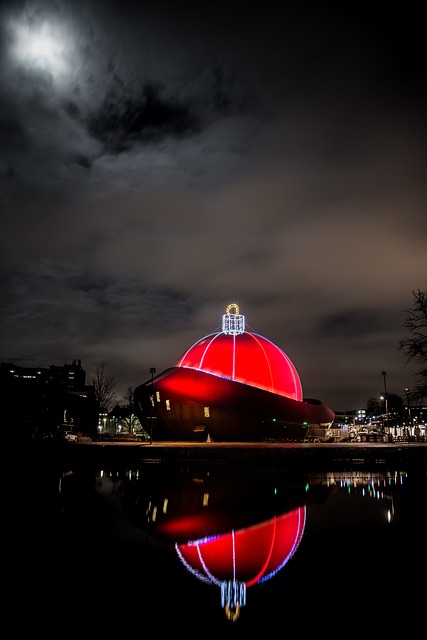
<box><xmin>399</xmin><ymin>289</ymin><xmax>427</xmax><ymax>401</ymax></box>
<box><xmin>124</xmin><ymin>386</ymin><xmax>134</xmax><ymax>409</ymax></box>
<box><xmin>92</xmin><ymin>362</ymin><xmax>118</xmax><ymax>412</ymax></box>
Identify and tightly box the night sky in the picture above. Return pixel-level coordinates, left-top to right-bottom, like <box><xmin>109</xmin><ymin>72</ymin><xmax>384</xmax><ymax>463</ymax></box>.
<box><xmin>1</xmin><ymin>1</ymin><xmax>425</xmax><ymax>411</ymax></box>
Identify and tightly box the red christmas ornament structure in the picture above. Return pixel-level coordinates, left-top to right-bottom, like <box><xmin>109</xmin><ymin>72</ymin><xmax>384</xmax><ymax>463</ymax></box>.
<box><xmin>134</xmin><ymin>303</ymin><xmax>335</xmax><ymax>441</ymax></box>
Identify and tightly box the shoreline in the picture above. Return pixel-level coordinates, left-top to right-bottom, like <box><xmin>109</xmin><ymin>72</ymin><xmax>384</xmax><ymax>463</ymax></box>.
<box><xmin>30</xmin><ymin>440</ymin><xmax>427</xmax><ymax>471</ymax></box>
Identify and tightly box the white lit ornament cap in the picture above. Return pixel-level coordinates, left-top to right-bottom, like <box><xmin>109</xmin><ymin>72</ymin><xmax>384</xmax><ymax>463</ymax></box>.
<box><xmin>222</xmin><ymin>303</ymin><xmax>245</xmax><ymax>335</ymax></box>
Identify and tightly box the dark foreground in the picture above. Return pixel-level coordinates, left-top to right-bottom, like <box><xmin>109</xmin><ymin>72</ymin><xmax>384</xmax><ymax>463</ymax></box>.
<box><xmin>30</xmin><ymin>439</ymin><xmax>427</xmax><ymax>471</ymax></box>
<box><xmin>24</xmin><ymin>439</ymin><xmax>427</xmax><ymax>638</ymax></box>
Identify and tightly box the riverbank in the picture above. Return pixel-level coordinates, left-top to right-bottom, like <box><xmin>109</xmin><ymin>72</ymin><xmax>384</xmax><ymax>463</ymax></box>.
<box><xmin>30</xmin><ymin>439</ymin><xmax>427</xmax><ymax>471</ymax></box>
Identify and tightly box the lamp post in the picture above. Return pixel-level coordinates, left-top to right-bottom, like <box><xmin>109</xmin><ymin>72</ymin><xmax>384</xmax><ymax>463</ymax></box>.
<box><xmin>405</xmin><ymin>388</ymin><xmax>411</xmax><ymax>440</ymax></box>
<box><xmin>381</xmin><ymin>371</ymin><xmax>389</xmax><ymax>439</ymax></box>
<box><xmin>149</xmin><ymin>367</ymin><xmax>156</xmax><ymax>444</ymax></box>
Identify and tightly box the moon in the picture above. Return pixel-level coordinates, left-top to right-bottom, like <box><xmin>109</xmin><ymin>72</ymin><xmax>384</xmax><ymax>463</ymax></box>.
<box><xmin>8</xmin><ymin>16</ymin><xmax>75</xmax><ymax>82</ymax></box>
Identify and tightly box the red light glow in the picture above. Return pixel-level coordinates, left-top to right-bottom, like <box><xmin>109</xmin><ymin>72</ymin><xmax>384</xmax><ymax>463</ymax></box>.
<box><xmin>176</xmin><ymin>507</ymin><xmax>305</xmax><ymax>585</ymax></box>
<box><xmin>177</xmin><ymin>331</ymin><xmax>303</xmax><ymax>401</ymax></box>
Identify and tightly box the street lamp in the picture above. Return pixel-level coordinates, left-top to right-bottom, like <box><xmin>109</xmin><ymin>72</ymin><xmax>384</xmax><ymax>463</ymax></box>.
<box><xmin>381</xmin><ymin>371</ymin><xmax>389</xmax><ymax>439</ymax></box>
<box><xmin>149</xmin><ymin>367</ymin><xmax>156</xmax><ymax>444</ymax></box>
<box><xmin>405</xmin><ymin>388</ymin><xmax>411</xmax><ymax>440</ymax></box>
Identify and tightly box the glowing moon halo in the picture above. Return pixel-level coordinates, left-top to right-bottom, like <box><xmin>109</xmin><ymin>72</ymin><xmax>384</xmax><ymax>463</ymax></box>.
<box><xmin>9</xmin><ymin>18</ymin><xmax>73</xmax><ymax>80</ymax></box>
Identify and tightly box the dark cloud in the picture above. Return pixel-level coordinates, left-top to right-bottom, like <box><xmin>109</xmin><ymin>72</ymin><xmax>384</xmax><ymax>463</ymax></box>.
<box><xmin>316</xmin><ymin>309</ymin><xmax>394</xmax><ymax>340</ymax></box>
<box><xmin>0</xmin><ymin>1</ymin><xmax>425</xmax><ymax>411</ymax></box>
<box><xmin>88</xmin><ymin>81</ymin><xmax>199</xmax><ymax>152</ymax></box>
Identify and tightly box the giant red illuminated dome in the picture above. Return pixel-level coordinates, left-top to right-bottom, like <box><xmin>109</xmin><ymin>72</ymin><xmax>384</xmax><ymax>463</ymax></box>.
<box><xmin>176</xmin><ymin>303</ymin><xmax>303</xmax><ymax>401</ymax></box>
<box><xmin>134</xmin><ymin>303</ymin><xmax>335</xmax><ymax>442</ymax></box>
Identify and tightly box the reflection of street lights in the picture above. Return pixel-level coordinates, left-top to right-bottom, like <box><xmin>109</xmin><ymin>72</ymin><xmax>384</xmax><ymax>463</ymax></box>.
<box><xmin>149</xmin><ymin>367</ymin><xmax>156</xmax><ymax>444</ymax></box>
<box><xmin>381</xmin><ymin>371</ymin><xmax>389</xmax><ymax>438</ymax></box>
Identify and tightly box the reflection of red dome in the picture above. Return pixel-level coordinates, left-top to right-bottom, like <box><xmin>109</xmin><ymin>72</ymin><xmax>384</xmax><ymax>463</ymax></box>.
<box><xmin>128</xmin><ymin>466</ymin><xmax>338</xmax><ymax>621</ymax></box>
<box><xmin>176</xmin><ymin>508</ymin><xmax>305</xmax><ymax>586</ymax></box>
<box><xmin>177</xmin><ymin>330</ymin><xmax>302</xmax><ymax>401</ymax></box>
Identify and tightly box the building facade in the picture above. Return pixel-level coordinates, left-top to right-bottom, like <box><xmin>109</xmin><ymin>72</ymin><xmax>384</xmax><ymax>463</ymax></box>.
<box><xmin>1</xmin><ymin>359</ymin><xmax>97</xmax><ymax>441</ymax></box>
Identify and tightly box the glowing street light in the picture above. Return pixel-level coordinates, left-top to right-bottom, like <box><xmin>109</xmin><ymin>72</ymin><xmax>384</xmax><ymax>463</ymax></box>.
<box><xmin>405</xmin><ymin>388</ymin><xmax>412</xmax><ymax>440</ymax></box>
<box><xmin>149</xmin><ymin>367</ymin><xmax>156</xmax><ymax>444</ymax></box>
<box><xmin>381</xmin><ymin>371</ymin><xmax>389</xmax><ymax>438</ymax></box>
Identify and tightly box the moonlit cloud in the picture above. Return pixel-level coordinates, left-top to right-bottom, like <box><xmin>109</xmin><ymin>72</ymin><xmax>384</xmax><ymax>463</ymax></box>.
<box><xmin>11</xmin><ymin>20</ymin><xmax>68</xmax><ymax>74</ymax></box>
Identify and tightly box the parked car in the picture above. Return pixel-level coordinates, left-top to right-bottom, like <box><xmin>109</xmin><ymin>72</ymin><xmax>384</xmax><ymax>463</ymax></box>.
<box><xmin>62</xmin><ymin>431</ymin><xmax>78</xmax><ymax>443</ymax></box>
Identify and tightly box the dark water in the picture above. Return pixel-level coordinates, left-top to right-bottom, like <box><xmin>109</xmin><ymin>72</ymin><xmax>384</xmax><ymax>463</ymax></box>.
<box><xmin>26</xmin><ymin>453</ymin><xmax>426</xmax><ymax>636</ymax></box>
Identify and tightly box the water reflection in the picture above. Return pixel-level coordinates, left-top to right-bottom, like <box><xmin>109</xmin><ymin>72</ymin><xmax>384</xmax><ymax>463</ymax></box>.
<box><xmin>29</xmin><ymin>459</ymin><xmax>426</xmax><ymax>633</ymax></box>
<box><xmin>128</xmin><ymin>465</ymin><xmax>336</xmax><ymax>622</ymax></box>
